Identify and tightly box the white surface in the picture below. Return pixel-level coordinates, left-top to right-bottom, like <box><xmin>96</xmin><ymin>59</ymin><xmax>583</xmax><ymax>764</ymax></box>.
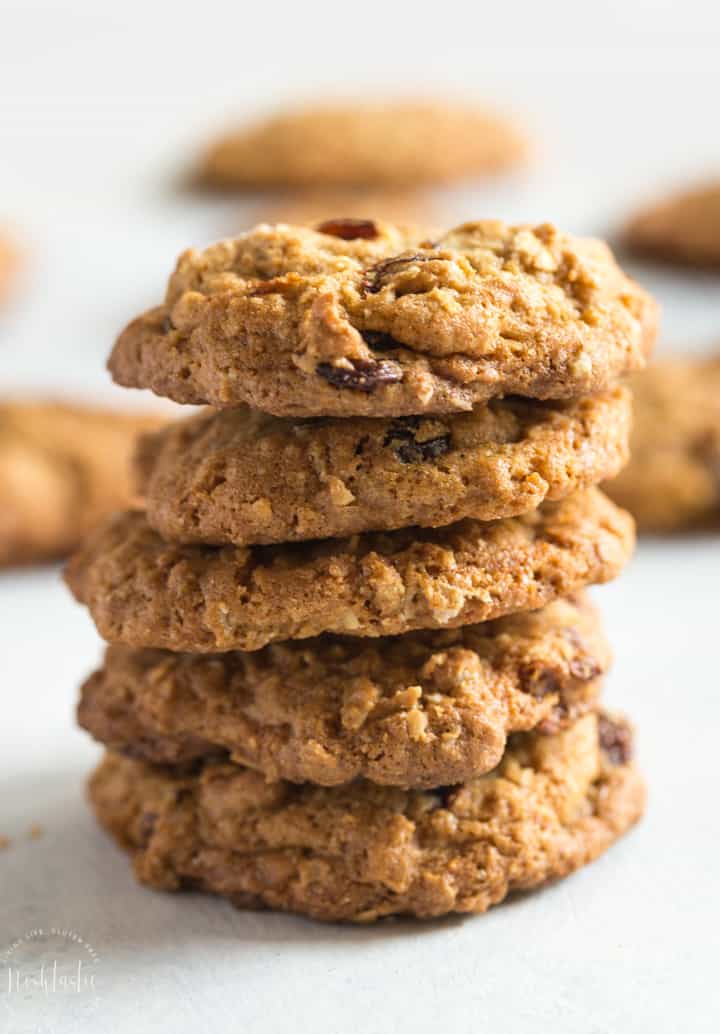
<box><xmin>2</xmin><ymin>6</ymin><xmax>720</xmax><ymax>1032</ymax></box>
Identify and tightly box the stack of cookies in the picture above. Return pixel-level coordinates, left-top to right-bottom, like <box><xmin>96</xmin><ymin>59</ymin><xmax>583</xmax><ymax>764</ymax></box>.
<box><xmin>66</xmin><ymin>219</ymin><xmax>656</xmax><ymax>922</ymax></box>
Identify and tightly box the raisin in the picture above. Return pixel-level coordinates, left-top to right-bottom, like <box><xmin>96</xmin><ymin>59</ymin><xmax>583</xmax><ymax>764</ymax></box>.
<box><xmin>383</xmin><ymin>417</ymin><xmax>451</xmax><ymax>463</ymax></box>
<box><xmin>362</xmin><ymin>252</ymin><xmax>434</xmax><ymax>294</ymax></box>
<box><xmin>520</xmin><ymin>666</ymin><xmax>560</xmax><ymax>699</ymax></box>
<box><xmin>429</xmin><ymin>785</ymin><xmax>459</xmax><ymax>810</ymax></box>
<box><xmin>161</xmin><ymin>314</ymin><xmax>175</xmax><ymax>333</ymax></box>
<box><xmin>316</xmin><ymin>218</ymin><xmax>379</xmax><ymax>240</ymax></box>
<box><xmin>354</xmin><ymin>435</ymin><xmax>370</xmax><ymax>457</ymax></box>
<box><xmin>598</xmin><ymin>715</ymin><xmax>633</xmax><ymax>765</ymax></box>
<box><xmin>316</xmin><ymin>358</ymin><xmax>403</xmax><ymax>392</ymax></box>
<box><xmin>361</xmin><ymin>330</ymin><xmax>403</xmax><ymax>351</ymax></box>
<box><xmin>568</xmin><ymin>657</ymin><xmax>603</xmax><ymax>681</ymax></box>
<box><xmin>562</xmin><ymin>629</ymin><xmax>604</xmax><ymax>682</ymax></box>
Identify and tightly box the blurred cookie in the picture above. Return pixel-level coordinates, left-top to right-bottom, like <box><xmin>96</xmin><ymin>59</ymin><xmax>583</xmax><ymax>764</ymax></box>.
<box><xmin>65</xmin><ymin>488</ymin><xmax>634</xmax><ymax>652</ymax></box>
<box><xmin>78</xmin><ymin>595</ymin><xmax>609</xmax><ymax>788</ymax></box>
<box><xmin>197</xmin><ymin>101</ymin><xmax>527</xmax><ymax>190</ymax></box>
<box><xmin>606</xmin><ymin>355</ymin><xmax>720</xmax><ymax>531</ymax></box>
<box><xmin>246</xmin><ymin>190</ymin><xmax>440</xmax><ymax>230</ymax></box>
<box><xmin>0</xmin><ymin>401</ymin><xmax>165</xmax><ymax>566</ymax></box>
<box><xmin>88</xmin><ymin>712</ymin><xmax>644</xmax><ymax>922</ymax></box>
<box><xmin>110</xmin><ymin>221</ymin><xmax>657</xmax><ymax>418</ymax></box>
<box><xmin>624</xmin><ymin>179</ymin><xmax>720</xmax><ymax>267</ymax></box>
<box><xmin>137</xmin><ymin>389</ymin><xmax>631</xmax><ymax>546</ymax></box>
<box><xmin>0</xmin><ymin>232</ymin><xmax>18</xmax><ymax>305</ymax></box>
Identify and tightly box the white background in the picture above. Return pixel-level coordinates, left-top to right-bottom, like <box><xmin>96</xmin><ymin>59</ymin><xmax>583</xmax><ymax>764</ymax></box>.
<box><xmin>1</xmin><ymin>4</ymin><xmax>720</xmax><ymax>1031</ymax></box>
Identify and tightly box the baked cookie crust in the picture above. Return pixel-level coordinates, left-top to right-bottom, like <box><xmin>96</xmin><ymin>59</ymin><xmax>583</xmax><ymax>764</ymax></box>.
<box><xmin>137</xmin><ymin>388</ymin><xmax>631</xmax><ymax>546</ymax></box>
<box><xmin>88</xmin><ymin>712</ymin><xmax>645</xmax><ymax>922</ymax></box>
<box><xmin>109</xmin><ymin>221</ymin><xmax>657</xmax><ymax>417</ymax></box>
<box><xmin>78</xmin><ymin>595</ymin><xmax>608</xmax><ymax>788</ymax></box>
<box><xmin>65</xmin><ymin>488</ymin><xmax>634</xmax><ymax>652</ymax></box>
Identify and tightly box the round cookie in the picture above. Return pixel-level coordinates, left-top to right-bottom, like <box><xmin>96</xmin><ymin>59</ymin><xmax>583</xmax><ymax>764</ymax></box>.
<box><xmin>137</xmin><ymin>389</ymin><xmax>631</xmax><ymax>546</ymax></box>
<box><xmin>65</xmin><ymin>488</ymin><xmax>634</xmax><ymax>652</ymax></box>
<box><xmin>605</xmin><ymin>355</ymin><xmax>720</xmax><ymax>531</ymax></box>
<box><xmin>624</xmin><ymin>179</ymin><xmax>720</xmax><ymax>268</ymax></box>
<box><xmin>109</xmin><ymin>221</ymin><xmax>657</xmax><ymax>418</ymax></box>
<box><xmin>78</xmin><ymin>595</ymin><xmax>608</xmax><ymax>788</ymax></box>
<box><xmin>0</xmin><ymin>400</ymin><xmax>165</xmax><ymax>567</ymax></box>
<box><xmin>196</xmin><ymin>102</ymin><xmax>527</xmax><ymax>190</ymax></box>
<box><xmin>88</xmin><ymin>712</ymin><xmax>645</xmax><ymax>922</ymax></box>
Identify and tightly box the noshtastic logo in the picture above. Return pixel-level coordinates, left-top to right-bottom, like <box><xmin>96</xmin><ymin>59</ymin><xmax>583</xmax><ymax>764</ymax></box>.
<box><xmin>1</xmin><ymin>927</ymin><xmax>100</xmax><ymax>996</ymax></box>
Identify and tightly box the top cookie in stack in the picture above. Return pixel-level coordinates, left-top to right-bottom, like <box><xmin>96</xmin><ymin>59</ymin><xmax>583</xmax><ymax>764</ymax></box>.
<box><xmin>109</xmin><ymin>220</ymin><xmax>656</xmax><ymax>417</ymax></box>
<box><xmin>68</xmin><ymin>219</ymin><xmax>653</xmax><ymax>922</ymax></box>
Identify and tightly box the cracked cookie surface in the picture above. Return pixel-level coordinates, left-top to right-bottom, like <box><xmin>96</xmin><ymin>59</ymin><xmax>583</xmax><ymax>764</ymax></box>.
<box><xmin>0</xmin><ymin>400</ymin><xmax>164</xmax><ymax>566</ymax></box>
<box><xmin>65</xmin><ymin>488</ymin><xmax>634</xmax><ymax>652</ymax></box>
<box><xmin>78</xmin><ymin>595</ymin><xmax>608</xmax><ymax>788</ymax></box>
<box><xmin>109</xmin><ymin>221</ymin><xmax>657</xmax><ymax>417</ymax></box>
<box><xmin>197</xmin><ymin>102</ymin><xmax>526</xmax><ymax>190</ymax></box>
<box><xmin>605</xmin><ymin>355</ymin><xmax>720</xmax><ymax>531</ymax></box>
<box><xmin>137</xmin><ymin>388</ymin><xmax>631</xmax><ymax>546</ymax></box>
<box><xmin>88</xmin><ymin>712</ymin><xmax>645</xmax><ymax>922</ymax></box>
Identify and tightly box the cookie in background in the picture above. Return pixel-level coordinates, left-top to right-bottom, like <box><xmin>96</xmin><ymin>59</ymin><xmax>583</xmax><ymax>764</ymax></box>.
<box><xmin>605</xmin><ymin>354</ymin><xmax>720</xmax><ymax>532</ymax></box>
<box><xmin>0</xmin><ymin>230</ymin><xmax>20</xmax><ymax>306</ymax></box>
<box><xmin>242</xmin><ymin>191</ymin><xmax>444</xmax><ymax>233</ymax></box>
<box><xmin>623</xmin><ymin>178</ymin><xmax>720</xmax><ymax>268</ymax></box>
<box><xmin>0</xmin><ymin>401</ymin><xmax>166</xmax><ymax>567</ymax></box>
<box><xmin>195</xmin><ymin>100</ymin><xmax>527</xmax><ymax>190</ymax></box>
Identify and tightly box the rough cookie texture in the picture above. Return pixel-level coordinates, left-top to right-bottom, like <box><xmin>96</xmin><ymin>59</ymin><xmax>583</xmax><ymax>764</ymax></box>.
<box><xmin>138</xmin><ymin>388</ymin><xmax>631</xmax><ymax>546</ymax></box>
<box><xmin>605</xmin><ymin>355</ymin><xmax>720</xmax><ymax>531</ymax></box>
<box><xmin>78</xmin><ymin>595</ymin><xmax>608</xmax><ymax>788</ymax></box>
<box><xmin>0</xmin><ymin>401</ymin><xmax>164</xmax><ymax>567</ymax></box>
<box><xmin>109</xmin><ymin>221</ymin><xmax>657</xmax><ymax>418</ymax></box>
<box><xmin>197</xmin><ymin>102</ymin><xmax>526</xmax><ymax>190</ymax></box>
<box><xmin>624</xmin><ymin>179</ymin><xmax>720</xmax><ymax>267</ymax></box>
<box><xmin>65</xmin><ymin>488</ymin><xmax>634</xmax><ymax>652</ymax></box>
<box><xmin>88</xmin><ymin>712</ymin><xmax>645</xmax><ymax>922</ymax></box>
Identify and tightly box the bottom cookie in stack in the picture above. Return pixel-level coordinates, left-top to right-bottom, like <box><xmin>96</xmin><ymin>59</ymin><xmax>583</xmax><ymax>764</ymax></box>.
<box><xmin>80</xmin><ymin>595</ymin><xmax>644</xmax><ymax>922</ymax></box>
<box><xmin>89</xmin><ymin>712</ymin><xmax>642</xmax><ymax>923</ymax></box>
